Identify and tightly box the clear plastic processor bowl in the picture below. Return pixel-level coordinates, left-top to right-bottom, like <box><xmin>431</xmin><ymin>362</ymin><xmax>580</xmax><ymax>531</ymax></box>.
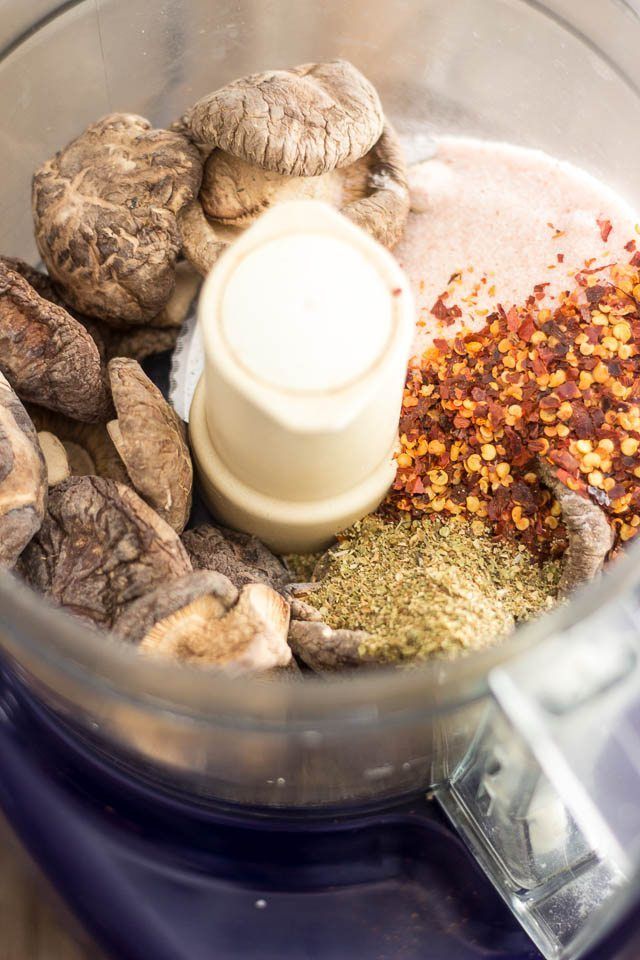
<box><xmin>1</xmin><ymin>0</ymin><xmax>640</xmax><ymax>820</ymax></box>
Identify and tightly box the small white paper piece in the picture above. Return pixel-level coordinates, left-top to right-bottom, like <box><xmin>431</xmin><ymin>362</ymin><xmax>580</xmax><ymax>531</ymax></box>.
<box><xmin>169</xmin><ymin>302</ymin><xmax>203</xmax><ymax>422</ymax></box>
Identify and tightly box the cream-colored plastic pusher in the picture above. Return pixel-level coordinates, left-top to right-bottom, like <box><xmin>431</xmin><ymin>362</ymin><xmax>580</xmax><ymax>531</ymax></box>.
<box><xmin>189</xmin><ymin>200</ymin><xmax>414</xmax><ymax>553</ymax></box>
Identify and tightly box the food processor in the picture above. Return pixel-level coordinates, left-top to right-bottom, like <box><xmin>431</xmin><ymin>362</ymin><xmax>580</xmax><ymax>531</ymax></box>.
<box><xmin>2</xmin><ymin>1</ymin><xmax>640</xmax><ymax>958</ymax></box>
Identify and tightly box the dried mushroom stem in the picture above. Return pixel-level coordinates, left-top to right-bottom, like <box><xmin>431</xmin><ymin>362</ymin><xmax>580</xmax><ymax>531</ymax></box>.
<box><xmin>0</xmin><ymin>256</ymin><xmax>60</xmax><ymax>305</ymax></box>
<box><xmin>0</xmin><ymin>261</ymin><xmax>113</xmax><ymax>422</ymax></box>
<box><xmin>0</xmin><ymin>372</ymin><xmax>46</xmax><ymax>568</ymax></box>
<box><xmin>32</xmin><ymin>113</ymin><xmax>203</xmax><ymax>325</ymax></box>
<box><xmin>20</xmin><ymin>476</ymin><xmax>192</xmax><ymax>628</ymax></box>
<box><xmin>538</xmin><ymin>459</ymin><xmax>614</xmax><ymax>596</ymax></box>
<box><xmin>113</xmin><ymin>570</ymin><xmax>238</xmax><ymax>644</ymax></box>
<box><xmin>140</xmin><ymin>582</ymin><xmax>291</xmax><ymax>673</ymax></box>
<box><xmin>37</xmin><ymin>431</ymin><xmax>70</xmax><ymax>486</ymax></box>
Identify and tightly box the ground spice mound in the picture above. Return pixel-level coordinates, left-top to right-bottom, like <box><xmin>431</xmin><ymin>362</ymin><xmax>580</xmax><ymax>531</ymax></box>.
<box><xmin>310</xmin><ymin>516</ymin><xmax>560</xmax><ymax>662</ymax></box>
<box><xmin>390</xmin><ymin>251</ymin><xmax>640</xmax><ymax>554</ymax></box>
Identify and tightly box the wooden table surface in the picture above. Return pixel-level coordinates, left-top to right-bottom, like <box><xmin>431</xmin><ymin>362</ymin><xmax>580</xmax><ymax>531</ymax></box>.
<box><xmin>0</xmin><ymin>814</ymin><xmax>101</xmax><ymax>960</ymax></box>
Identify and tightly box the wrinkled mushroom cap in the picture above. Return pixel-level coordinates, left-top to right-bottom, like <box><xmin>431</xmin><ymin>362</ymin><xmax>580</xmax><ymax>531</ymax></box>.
<box><xmin>2</xmin><ymin>254</ymin><xmax>199</xmax><ymax>364</ymax></box>
<box><xmin>32</xmin><ymin>113</ymin><xmax>203</xmax><ymax>326</ymax></box>
<box><xmin>0</xmin><ymin>261</ymin><xmax>113</xmax><ymax>422</ymax></box>
<box><xmin>113</xmin><ymin>569</ymin><xmax>238</xmax><ymax>644</ymax></box>
<box><xmin>0</xmin><ymin>372</ymin><xmax>47</xmax><ymax>568</ymax></box>
<box><xmin>0</xmin><ymin>255</ymin><xmax>60</xmax><ymax>304</ymax></box>
<box><xmin>139</xmin><ymin>581</ymin><xmax>291</xmax><ymax>672</ymax></box>
<box><xmin>182</xmin><ymin>522</ymin><xmax>291</xmax><ymax>590</ymax></box>
<box><xmin>184</xmin><ymin>60</ymin><xmax>384</xmax><ymax>178</ymax></box>
<box><xmin>107</xmin><ymin>358</ymin><xmax>193</xmax><ymax>532</ymax></box>
<box><xmin>20</xmin><ymin>475</ymin><xmax>192</xmax><ymax>628</ymax></box>
<box><xmin>100</xmin><ymin>260</ymin><xmax>201</xmax><ymax>362</ymax></box>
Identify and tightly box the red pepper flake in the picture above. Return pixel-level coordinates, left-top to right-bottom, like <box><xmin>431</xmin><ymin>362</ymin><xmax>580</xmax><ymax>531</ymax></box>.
<box><xmin>431</xmin><ymin>297</ymin><xmax>450</xmax><ymax>321</ymax></box>
<box><xmin>556</xmin><ymin>381</ymin><xmax>580</xmax><ymax>400</ymax></box>
<box><xmin>597</xmin><ymin>218</ymin><xmax>613</xmax><ymax>242</ymax></box>
<box><xmin>631</xmin><ymin>252</ymin><xmax>640</xmax><ymax>268</ymax></box>
<box><xmin>518</xmin><ymin>315</ymin><xmax>536</xmax><ymax>341</ymax></box>
<box><xmin>586</xmin><ymin>284</ymin><xmax>607</xmax><ymax>304</ymax></box>
<box><xmin>392</xmin><ymin>287</ymin><xmax>402</xmax><ymax>297</ymax></box>
<box><xmin>505</xmin><ymin>306</ymin><xmax>519</xmax><ymax>332</ymax></box>
<box><xmin>625</xmin><ymin>240</ymin><xmax>637</xmax><ymax>252</ymax></box>
<box><xmin>388</xmin><ymin>239</ymin><xmax>640</xmax><ymax>555</ymax></box>
<box><xmin>549</xmin><ymin>449</ymin><xmax>580</xmax><ymax>475</ymax></box>
<box><xmin>557</xmin><ymin>253</ymin><xmax>565</xmax><ymax>263</ymax></box>
<box><xmin>431</xmin><ymin>296</ymin><xmax>462</xmax><ymax>325</ymax></box>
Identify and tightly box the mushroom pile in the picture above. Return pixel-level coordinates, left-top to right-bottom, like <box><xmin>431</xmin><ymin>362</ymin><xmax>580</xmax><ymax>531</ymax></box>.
<box><xmin>0</xmin><ymin>59</ymin><xmax>414</xmax><ymax>676</ymax></box>
<box><xmin>0</xmin><ymin>59</ymin><xmax>611</xmax><ymax>677</ymax></box>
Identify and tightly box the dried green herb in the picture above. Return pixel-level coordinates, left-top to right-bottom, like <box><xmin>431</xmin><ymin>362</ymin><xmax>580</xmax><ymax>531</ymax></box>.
<box><xmin>302</xmin><ymin>516</ymin><xmax>560</xmax><ymax>663</ymax></box>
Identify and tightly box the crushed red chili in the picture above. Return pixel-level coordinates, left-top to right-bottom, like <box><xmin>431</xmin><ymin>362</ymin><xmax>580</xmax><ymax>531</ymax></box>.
<box><xmin>388</xmin><ymin>250</ymin><xmax>640</xmax><ymax>556</ymax></box>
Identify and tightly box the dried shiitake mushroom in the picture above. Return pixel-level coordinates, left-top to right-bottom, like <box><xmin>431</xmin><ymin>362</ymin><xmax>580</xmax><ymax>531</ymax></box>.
<box><xmin>20</xmin><ymin>476</ymin><xmax>192</xmax><ymax>628</ymax></box>
<box><xmin>182</xmin><ymin>523</ymin><xmax>291</xmax><ymax>590</ymax></box>
<box><xmin>0</xmin><ymin>256</ymin><xmax>59</xmax><ymax>304</ymax></box>
<box><xmin>113</xmin><ymin>569</ymin><xmax>237</xmax><ymax>644</ymax></box>
<box><xmin>26</xmin><ymin>405</ymin><xmax>129</xmax><ymax>485</ymax></box>
<box><xmin>107</xmin><ymin>358</ymin><xmax>192</xmax><ymax>532</ymax></box>
<box><xmin>139</xmin><ymin>581</ymin><xmax>291</xmax><ymax>672</ymax></box>
<box><xmin>0</xmin><ymin>372</ymin><xmax>46</xmax><ymax>568</ymax></box>
<box><xmin>0</xmin><ymin>261</ymin><xmax>112</xmax><ymax>422</ymax></box>
<box><xmin>0</xmin><ymin>255</ymin><xmax>113</xmax><ymax>361</ymax></box>
<box><xmin>33</xmin><ymin>113</ymin><xmax>202</xmax><ymax>326</ymax></box>
<box><xmin>288</xmin><ymin>619</ymin><xmax>376</xmax><ymax>673</ymax></box>
<box><xmin>104</xmin><ymin>260</ymin><xmax>201</xmax><ymax>362</ymax></box>
<box><xmin>183</xmin><ymin>60</ymin><xmax>384</xmax><ymax>177</ymax></box>
<box><xmin>538</xmin><ymin>459</ymin><xmax>614</xmax><ymax>596</ymax></box>
<box><xmin>178</xmin><ymin>61</ymin><xmax>408</xmax><ymax>275</ymax></box>
<box><xmin>1</xmin><ymin>254</ymin><xmax>199</xmax><ymax>364</ymax></box>
<box><xmin>197</xmin><ymin>123</ymin><xmax>409</xmax><ymax>240</ymax></box>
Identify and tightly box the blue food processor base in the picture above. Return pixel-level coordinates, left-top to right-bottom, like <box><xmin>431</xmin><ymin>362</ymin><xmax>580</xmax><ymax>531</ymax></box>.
<box><xmin>0</xmin><ymin>661</ymin><xmax>636</xmax><ymax>960</ymax></box>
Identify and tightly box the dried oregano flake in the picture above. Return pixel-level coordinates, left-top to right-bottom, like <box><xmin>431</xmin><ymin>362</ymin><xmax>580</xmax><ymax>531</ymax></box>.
<box><xmin>302</xmin><ymin>515</ymin><xmax>560</xmax><ymax>663</ymax></box>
